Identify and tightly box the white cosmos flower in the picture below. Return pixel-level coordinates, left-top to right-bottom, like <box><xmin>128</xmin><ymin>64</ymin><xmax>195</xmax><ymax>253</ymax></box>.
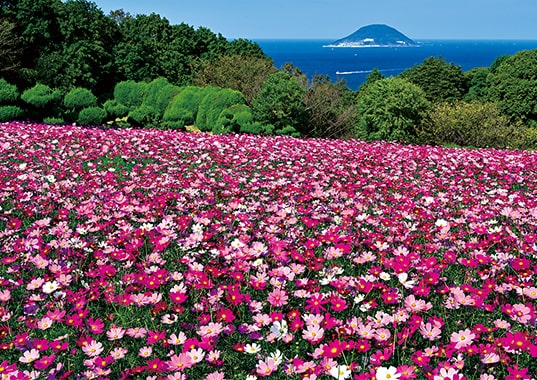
<box><xmin>329</xmin><ymin>364</ymin><xmax>352</xmax><ymax>379</ymax></box>
<box><xmin>244</xmin><ymin>343</ymin><xmax>262</xmax><ymax>354</ymax></box>
<box><xmin>42</xmin><ymin>281</ymin><xmax>60</xmax><ymax>294</ymax></box>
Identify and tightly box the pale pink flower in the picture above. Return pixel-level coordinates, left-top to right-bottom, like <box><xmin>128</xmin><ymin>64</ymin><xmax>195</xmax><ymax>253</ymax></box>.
<box><xmin>450</xmin><ymin>328</ymin><xmax>476</xmax><ymax>349</ymax></box>
<box><xmin>106</xmin><ymin>326</ymin><xmax>126</xmax><ymax>341</ymax></box>
<box><xmin>419</xmin><ymin>322</ymin><xmax>442</xmax><ymax>341</ymax></box>
<box><xmin>110</xmin><ymin>347</ymin><xmax>128</xmax><ymax>360</ymax></box>
<box><xmin>204</xmin><ymin>371</ymin><xmax>225</xmax><ymax>380</ymax></box>
<box><xmin>256</xmin><ymin>358</ymin><xmax>278</xmax><ymax>377</ymax></box>
<box><xmin>138</xmin><ymin>346</ymin><xmax>153</xmax><ymax>358</ymax></box>
<box><xmin>81</xmin><ymin>340</ymin><xmax>104</xmax><ymax>357</ymax></box>
<box><xmin>168</xmin><ymin>332</ymin><xmax>187</xmax><ymax>345</ymax></box>
<box><xmin>0</xmin><ymin>289</ymin><xmax>11</xmax><ymax>302</ymax></box>
<box><xmin>19</xmin><ymin>349</ymin><xmax>40</xmax><ymax>363</ymax></box>
<box><xmin>187</xmin><ymin>348</ymin><xmax>205</xmax><ymax>363</ymax></box>
<box><xmin>197</xmin><ymin>322</ymin><xmax>224</xmax><ymax>338</ymax></box>
<box><xmin>166</xmin><ymin>353</ymin><xmax>194</xmax><ymax>371</ymax></box>
<box><xmin>37</xmin><ymin>317</ymin><xmax>54</xmax><ymax>330</ymax></box>
<box><xmin>302</xmin><ymin>324</ymin><xmax>324</xmax><ymax>343</ymax></box>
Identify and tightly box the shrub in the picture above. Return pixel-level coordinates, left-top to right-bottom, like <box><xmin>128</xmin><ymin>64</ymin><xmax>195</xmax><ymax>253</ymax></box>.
<box><xmin>162</xmin><ymin>86</ymin><xmax>212</xmax><ymax>129</ymax></box>
<box><xmin>128</xmin><ymin>104</ymin><xmax>158</xmax><ymax>126</ymax></box>
<box><xmin>0</xmin><ymin>105</ymin><xmax>23</xmax><ymax>121</ymax></box>
<box><xmin>213</xmin><ymin>104</ymin><xmax>254</xmax><ymax>134</ymax></box>
<box><xmin>196</xmin><ymin>88</ymin><xmax>246</xmax><ymax>132</ymax></box>
<box><xmin>21</xmin><ymin>83</ymin><xmax>62</xmax><ymax>109</ymax></box>
<box><xmin>42</xmin><ymin>117</ymin><xmax>64</xmax><ymax>125</ymax></box>
<box><xmin>64</xmin><ymin>88</ymin><xmax>97</xmax><ymax>110</ymax></box>
<box><xmin>142</xmin><ymin>78</ymin><xmax>180</xmax><ymax>121</ymax></box>
<box><xmin>0</xmin><ymin>79</ymin><xmax>19</xmax><ymax>104</ymax></box>
<box><xmin>103</xmin><ymin>99</ymin><xmax>129</xmax><ymax>120</ymax></box>
<box><xmin>77</xmin><ymin>107</ymin><xmax>106</xmax><ymax>126</ymax></box>
<box><xmin>113</xmin><ymin>80</ymin><xmax>146</xmax><ymax>109</ymax></box>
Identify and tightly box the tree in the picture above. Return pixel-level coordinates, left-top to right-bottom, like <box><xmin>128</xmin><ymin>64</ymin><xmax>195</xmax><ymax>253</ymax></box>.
<box><xmin>113</xmin><ymin>14</ymin><xmax>195</xmax><ymax>85</ymax></box>
<box><xmin>253</xmin><ymin>71</ymin><xmax>308</xmax><ymax>136</ymax></box>
<box><xmin>355</xmin><ymin>77</ymin><xmax>431</xmax><ymax>142</ymax></box>
<box><xmin>464</xmin><ymin>67</ymin><xmax>489</xmax><ymax>101</ymax></box>
<box><xmin>422</xmin><ymin>101</ymin><xmax>519</xmax><ymax>148</ymax></box>
<box><xmin>358</xmin><ymin>68</ymin><xmax>384</xmax><ymax>94</ymax></box>
<box><xmin>304</xmin><ymin>75</ymin><xmax>357</xmax><ymax>138</ymax></box>
<box><xmin>399</xmin><ymin>56</ymin><xmax>468</xmax><ymax>102</ymax></box>
<box><xmin>192</xmin><ymin>54</ymin><xmax>276</xmax><ymax>105</ymax></box>
<box><xmin>487</xmin><ymin>49</ymin><xmax>537</xmax><ymax>125</ymax></box>
<box><xmin>0</xmin><ymin>18</ymin><xmax>22</xmax><ymax>80</ymax></box>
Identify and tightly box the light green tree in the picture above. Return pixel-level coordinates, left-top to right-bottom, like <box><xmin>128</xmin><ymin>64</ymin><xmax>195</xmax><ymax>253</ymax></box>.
<box><xmin>355</xmin><ymin>77</ymin><xmax>431</xmax><ymax>142</ymax></box>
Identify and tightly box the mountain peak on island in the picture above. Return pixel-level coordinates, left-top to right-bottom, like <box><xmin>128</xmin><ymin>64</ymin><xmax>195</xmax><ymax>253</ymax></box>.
<box><xmin>325</xmin><ymin>24</ymin><xmax>418</xmax><ymax>48</ymax></box>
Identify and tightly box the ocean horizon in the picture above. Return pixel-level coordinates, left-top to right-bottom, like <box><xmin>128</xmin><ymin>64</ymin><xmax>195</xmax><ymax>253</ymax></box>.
<box><xmin>254</xmin><ymin>39</ymin><xmax>537</xmax><ymax>90</ymax></box>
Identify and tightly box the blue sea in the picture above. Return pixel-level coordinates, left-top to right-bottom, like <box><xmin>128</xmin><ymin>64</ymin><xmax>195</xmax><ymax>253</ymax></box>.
<box><xmin>255</xmin><ymin>39</ymin><xmax>537</xmax><ymax>90</ymax></box>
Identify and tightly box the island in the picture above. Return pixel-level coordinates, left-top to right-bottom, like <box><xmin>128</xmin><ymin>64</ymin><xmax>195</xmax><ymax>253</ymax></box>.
<box><xmin>324</xmin><ymin>24</ymin><xmax>418</xmax><ymax>48</ymax></box>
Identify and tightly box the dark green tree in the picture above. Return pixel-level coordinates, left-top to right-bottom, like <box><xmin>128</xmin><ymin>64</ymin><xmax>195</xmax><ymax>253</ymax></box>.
<box><xmin>464</xmin><ymin>67</ymin><xmax>490</xmax><ymax>101</ymax></box>
<box><xmin>487</xmin><ymin>49</ymin><xmax>537</xmax><ymax>125</ymax></box>
<box><xmin>113</xmin><ymin>14</ymin><xmax>195</xmax><ymax>85</ymax></box>
<box><xmin>253</xmin><ymin>71</ymin><xmax>308</xmax><ymax>136</ymax></box>
<box><xmin>355</xmin><ymin>77</ymin><xmax>431</xmax><ymax>142</ymax></box>
<box><xmin>399</xmin><ymin>56</ymin><xmax>468</xmax><ymax>102</ymax></box>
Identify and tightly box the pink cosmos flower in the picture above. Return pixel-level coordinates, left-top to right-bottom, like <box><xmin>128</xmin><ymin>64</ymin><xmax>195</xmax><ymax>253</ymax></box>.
<box><xmin>450</xmin><ymin>329</ymin><xmax>476</xmax><ymax>349</ymax></box>
<box><xmin>166</xmin><ymin>353</ymin><xmax>195</xmax><ymax>371</ymax></box>
<box><xmin>204</xmin><ymin>371</ymin><xmax>225</xmax><ymax>380</ymax></box>
<box><xmin>81</xmin><ymin>340</ymin><xmax>103</xmax><ymax>357</ymax></box>
<box><xmin>256</xmin><ymin>358</ymin><xmax>278</xmax><ymax>377</ymax></box>
<box><xmin>267</xmin><ymin>288</ymin><xmax>289</xmax><ymax>307</ymax></box>
<box><xmin>106</xmin><ymin>326</ymin><xmax>126</xmax><ymax>341</ymax></box>
<box><xmin>419</xmin><ymin>322</ymin><xmax>442</xmax><ymax>341</ymax></box>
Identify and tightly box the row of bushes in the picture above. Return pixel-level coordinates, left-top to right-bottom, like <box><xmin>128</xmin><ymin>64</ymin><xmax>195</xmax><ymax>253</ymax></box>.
<box><xmin>0</xmin><ymin>77</ymin><xmax>274</xmax><ymax>135</ymax></box>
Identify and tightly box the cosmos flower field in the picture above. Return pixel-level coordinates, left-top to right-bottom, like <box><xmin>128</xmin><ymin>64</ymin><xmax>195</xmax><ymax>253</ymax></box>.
<box><xmin>0</xmin><ymin>121</ymin><xmax>536</xmax><ymax>380</ymax></box>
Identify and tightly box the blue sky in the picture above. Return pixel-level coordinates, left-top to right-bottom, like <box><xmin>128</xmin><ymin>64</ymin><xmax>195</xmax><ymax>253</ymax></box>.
<box><xmin>92</xmin><ymin>0</ymin><xmax>537</xmax><ymax>40</ymax></box>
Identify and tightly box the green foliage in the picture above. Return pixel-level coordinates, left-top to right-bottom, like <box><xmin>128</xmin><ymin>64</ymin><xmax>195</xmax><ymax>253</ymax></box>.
<box><xmin>355</xmin><ymin>77</ymin><xmax>431</xmax><ymax>142</ymax></box>
<box><xmin>464</xmin><ymin>67</ymin><xmax>490</xmax><ymax>101</ymax></box>
<box><xmin>20</xmin><ymin>83</ymin><xmax>61</xmax><ymax>109</ymax></box>
<box><xmin>77</xmin><ymin>106</ymin><xmax>106</xmax><ymax>126</ymax></box>
<box><xmin>421</xmin><ymin>101</ymin><xmax>521</xmax><ymax>148</ymax></box>
<box><xmin>162</xmin><ymin>86</ymin><xmax>213</xmax><ymax>129</ymax></box>
<box><xmin>196</xmin><ymin>88</ymin><xmax>246</xmax><ymax>132</ymax></box>
<box><xmin>0</xmin><ymin>105</ymin><xmax>23</xmax><ymax>121</ymax></box>
<box><xmin>487</xmin><ymin>49</ymin><xmax>537</xmax><ymax>124</ymax></box>
<box><xmin>64</xmin><ymin>87</ymin><xmax>97</xmax><ymax>110</ymax></box>
<box><xmin>212</xmin><ymin>104</ymin><xmax>266</xmax><ymax>135</ymax></box>
<box><xmin>252</xmin><ymin>71</ymin><xmax>307</xmax><ymax>136</ymax></box>
<box><xmin>0</xmin><ymin>78</ymin><xmax>19</xmax><ymax>104</ymax></box>
<box><xmin>304</xmin><ymin>75</ymin><xmax>358</xmax><ymax>138</ymax></box>
<box><xmin>42</xmin><ymin>116</ymin><xmax>64</xmax><ymax>124</ymax></box>
<box><xmin>192</xmin><ymin>54</ymin><xmax>276</xmax><ymax>105</ymax></box>
<box><xmin>103</xmin><ymin>99</ymin><xmax>129</xmax><ymax>119</ymax></box>
<box><xmin>399</xmin><ymin>56</ymin><xmax>468</xmax><ymax>102</ymax></box>
<box><xmin>114</xmin><ymin>80</ymin><xmax>147</xmax><ymax>109</ymax></box>
<box><xmin>128</xmin><ymin>104</ymin><xmax>158</xmax><ymax>127</ymax></box>
<box><xmin>358</xmin><ymin>68</ymin><xmax>385</xmax><ymax>94</ymax></box>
